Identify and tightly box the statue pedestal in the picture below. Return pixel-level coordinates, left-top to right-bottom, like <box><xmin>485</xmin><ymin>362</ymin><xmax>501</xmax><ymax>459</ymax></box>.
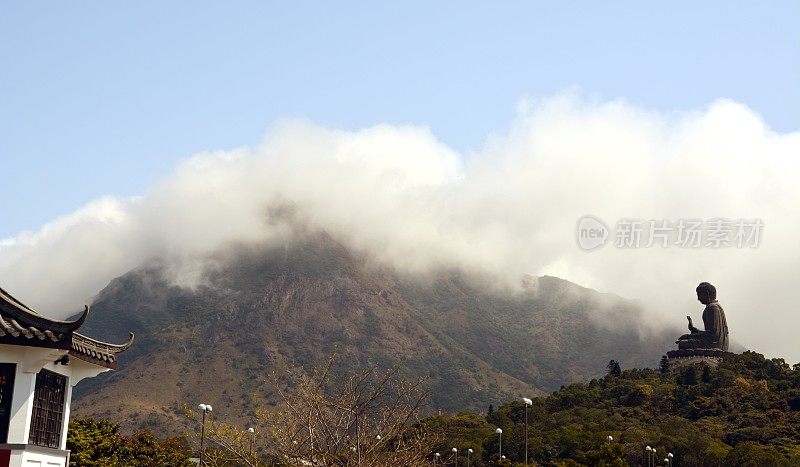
<box><xmin>665</xmin><ymin>349</ymin><xmax>734</xmax><ymax>372</ymax></box>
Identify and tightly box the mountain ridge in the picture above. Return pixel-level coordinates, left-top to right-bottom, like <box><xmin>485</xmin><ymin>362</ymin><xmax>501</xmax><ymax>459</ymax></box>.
<box><xmin>71</xmin><ymin>234</ymin><xmax>678</xmax><ymax>436</ymax></box>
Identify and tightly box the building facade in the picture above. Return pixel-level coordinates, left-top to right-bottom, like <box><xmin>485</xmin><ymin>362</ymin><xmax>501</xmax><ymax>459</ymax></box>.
<box><xmin>0</xmin><ymin>287</ymin><xmax>132</xmax><ymax>467</ymax></box>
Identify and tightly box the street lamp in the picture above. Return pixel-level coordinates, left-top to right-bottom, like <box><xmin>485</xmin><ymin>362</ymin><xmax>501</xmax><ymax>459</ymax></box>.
<box><xmin>606</xmin><ymin>435</ymin><xmax>613</xmax><ymax>443</ymax></box>
<box><xmin>645</xmin><ymin>446</ymin><xmax>652</xmax><ymax>467</ymax></box>
<box><xmin>434</xmin><ymin>452</ymin><xmax>441</xmax><ymax>465</ymax></box>
<box><xmin>246</xmin><ymin>427</ymin><xmax>255</xmax><ymax>456</ymax></box>
<box><xmin>467</xmin><ymin>448</ymin><xmax>473</xmax><ymax>467</ymax></box>
<box><xmin>246</xmin><ymin>427</ymin><xmax>254</xmax><ymax>457</ymax></box>
<box><xmin>667</xmin><ymin>452</ymin><xmax>674</xmax><ymax>467</ymax></box>
<box><xmin>198</xmin><ymin>404</ymin><xmax>213</xmax><ymax>466</ymax></box>
<box><xmin>523</xmin><ymin>397</ymin><xmax>532</xmax><ymax>466</ymax></box>
<box><xmin>452</xmin><ymin>447</ymin><xmax>457</xmax><ymax>466</ymax></box>
<box><xmin>495</xmin><ymin>428</ymin><xmax>503</xmax><ymax>461</ymax></box>
<box><xmin>663</xmin><ymin>458</ymin><xmax>669</xmax><ymax>466</ymax></box>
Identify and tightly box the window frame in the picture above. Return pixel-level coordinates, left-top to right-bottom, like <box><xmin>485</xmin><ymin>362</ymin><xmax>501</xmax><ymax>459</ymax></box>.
<box><xmin>28</xmin><ymin>369</ymin><xmax>67</xmax><ymax>448</ymax></box>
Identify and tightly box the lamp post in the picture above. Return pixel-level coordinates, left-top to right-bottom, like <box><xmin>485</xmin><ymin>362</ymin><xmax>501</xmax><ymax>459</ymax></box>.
<box><xmin>451</xmin><ymin>447</ymin><xmax>457</xmax><ymax>466</ymax></box>
<box><xmin>495</xmin><ymin>428</ymin><xmax>503</xmax><ymax>461</ymax></box>
<box><xmin>467</xmin><ymin>448</ymin><xmax>473</xmax><ymax>467</ymax></box>
<box><xmin>198</xmin><ymin>404</ymin><xmax>213</xmax><ymax>466</ymax></box>
<box><xmin>645</xmin><ymin>446</ymin><xmax>652</xmax><ymax>467</ymax></box>
<box><xmin>246</xmin><ymin>427</ymin><xmax>254</xmax><ymax>457</ymax></box>
<box><xmin>434</xmin><ymin>452</ymin><xmax>441</xmax><ymax>465</ymax></box>
<box><xmin>667</xmin><ymin>452</ymin><xmax>674</xmax><ymax>467</ymax></box>
<box><xmin>523</xmin><ymin>397</ymin><xmax>532</xmax><ymax>466</ymax></box>
<box><xmin>652</xmin><ymin>448</ymin><xmax>657</xmax><ymax>467</ymax></box>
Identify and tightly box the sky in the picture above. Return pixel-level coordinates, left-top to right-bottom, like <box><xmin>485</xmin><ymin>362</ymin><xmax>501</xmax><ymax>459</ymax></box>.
<box><xmin>1</xmin><ymin>3</ymin><xmax>799</xmax><ymax>362</ymax></box>
<box><xmin>1</xmin><ymin>1</ymin><xmax>798</xmax><ymax>238</ymax></box>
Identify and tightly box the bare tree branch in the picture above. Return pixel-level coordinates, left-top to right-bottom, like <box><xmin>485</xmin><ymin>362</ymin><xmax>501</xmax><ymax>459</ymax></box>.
<box><xmin>187</xmin><ymin>353</ymin><xmax>435</xmax><ymax>466</ymax></box>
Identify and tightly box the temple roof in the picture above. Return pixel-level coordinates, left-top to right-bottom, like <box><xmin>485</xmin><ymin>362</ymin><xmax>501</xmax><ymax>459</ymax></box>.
<box><xmin>0</xmin><ymin>286</ymin><xmax>133</xmax><ymax>369</ymax></box>
<box><xmin>0</xmin><ymin>287</ymin><xmax>88</xmax><ymax>342</ymax></box>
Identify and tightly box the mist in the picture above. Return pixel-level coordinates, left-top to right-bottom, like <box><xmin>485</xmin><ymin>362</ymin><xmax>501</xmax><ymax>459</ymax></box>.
<box><xmin>1</xmin><ymin>93</ymin><xmax>798</xmax><ymax>362</ymax></box>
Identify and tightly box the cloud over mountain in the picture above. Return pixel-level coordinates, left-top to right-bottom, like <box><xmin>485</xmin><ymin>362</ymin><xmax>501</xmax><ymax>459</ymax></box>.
<box><xmin>1</xmin><ymin>93</ymin><xmax>798</xmax><ymax>361</ymax></box>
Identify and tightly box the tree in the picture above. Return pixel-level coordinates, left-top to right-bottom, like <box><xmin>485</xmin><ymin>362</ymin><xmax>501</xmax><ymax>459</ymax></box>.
<box><xmin>67</xmin><ymin>418</ymin><xmax>120</xmax><ymax>466</ymax></box>
<box><xmin>433</xmin><ymin>352</ymin><xmax>797</xmax><ymax>465</ymax></box>
<box><xmin>417</xmin><ymin>412</ymin><xmax>493</xmax><ymax>465</ymax></box>
<box><xmin>658</xmin><ymin>355</ymin><xmax>670</xmax><ymax>374</ymax></box>
<box><xmin>178</xmin><ymin>351</ymin><xmax>800</xmax><ymax>466</ymax></box>
<box><xmin>701</xmin><ymin>364</ymin><xmax>712</xmax><ymax>383</ymax></box>
<box><xmin>584</xmin><ymin>442</ymin><xmax>627</xmax><ymax>467</ymax></box>
<box><xmin>67</xmin><ymin>418</ymin><xmax>192</xmax><ymax>466</ymax></box>
<box><xmin>680</xmin><ymin>366</ymin><xmax>698</xmax><ymax>385</ymax></box>
<box><xmin>724</xmin><ymin>442</ymin><xmax>792</xmax><ymax>466</ymax></box>
<box><xmin>607</xmin><ymin>360</ymin><xmax>622</xmax><ymax>377</ymax></box>
<box><xmin>191</xmin><ymin>353</ymin><xmax>434</xmax><ymax>466</ymax></box>
<box><xmin>117</xmin><ymin>430</ymin><xmax>194</xmax><ymax>466</ymax></box>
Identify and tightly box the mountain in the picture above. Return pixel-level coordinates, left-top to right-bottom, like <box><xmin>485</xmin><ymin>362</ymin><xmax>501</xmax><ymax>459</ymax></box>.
<box><xmin>71</xmin><ymin>233</ymin><xmax>678</xmax><ymax>435</ymax></box>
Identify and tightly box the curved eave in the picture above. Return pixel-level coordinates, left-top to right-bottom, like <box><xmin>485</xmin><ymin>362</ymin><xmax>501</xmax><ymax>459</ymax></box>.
<box><xmin>69</xmin><ymin>332</ymin><xmax>135</xmax><ymax>369</ymax></box>
<box><xmin>73</xmin><ymin>331</ymin><xmax>135</xmax><ymax>351</ymax></box>
<box><xmin>0</xmin><ymin>286</ymin><xmax>89</xmax><ymax>333</ymax></box>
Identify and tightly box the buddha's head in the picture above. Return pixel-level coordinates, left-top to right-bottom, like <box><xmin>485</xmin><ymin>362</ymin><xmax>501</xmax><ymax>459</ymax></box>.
<box><xmin>696</xmin><ymin>282</ymin><xmax>717</xmax><ymax>305</ymax></box>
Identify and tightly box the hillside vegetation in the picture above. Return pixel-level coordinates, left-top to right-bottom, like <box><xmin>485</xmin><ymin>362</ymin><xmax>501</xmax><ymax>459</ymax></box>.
<box><xmin>66</xmin><ymin>351</ymin><xmax>800</xmax><ymax>466</ymax></box>
<box><xmin>423</xmin><ymin>351</ymin><xmax>800</xmax><ymax>466</ymax></box>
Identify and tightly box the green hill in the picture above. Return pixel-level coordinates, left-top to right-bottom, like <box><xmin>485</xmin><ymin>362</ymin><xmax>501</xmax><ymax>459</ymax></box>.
<box><xmin>422</xmin><ymin>351</ymin><xmax>800</xmax><ymax>466</ymax></box>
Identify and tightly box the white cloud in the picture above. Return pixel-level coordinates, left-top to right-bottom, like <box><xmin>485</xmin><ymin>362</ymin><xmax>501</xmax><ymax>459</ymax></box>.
<box><xmin>1</xmin><ymin>94</ymin><xmax>798</xmax><ymax>362</ymax></box>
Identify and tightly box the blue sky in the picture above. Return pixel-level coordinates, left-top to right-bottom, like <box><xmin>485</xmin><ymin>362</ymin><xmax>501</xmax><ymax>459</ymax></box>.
<box><xmin>1</xmin><ymin>1</ymin><xmax>798</xmax><ymax>238</ymax></box>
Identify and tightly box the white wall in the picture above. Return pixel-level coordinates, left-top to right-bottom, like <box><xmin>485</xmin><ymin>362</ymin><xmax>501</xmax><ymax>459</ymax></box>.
<box><xmin>0</xmin><ymin>343</ymin><xmax>109</xmax><ymax>467</ymax></box>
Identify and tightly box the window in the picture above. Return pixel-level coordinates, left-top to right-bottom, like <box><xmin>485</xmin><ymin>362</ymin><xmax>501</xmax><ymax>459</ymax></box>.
<box><xmin>0</xmin><ymin>363</ymin><xmax>16</xmax><ymax>443</ymax></box>
<box><xmin>28</xmin><ymin>369</ymin><xmax>67</xmax><ymax>448</ymax></box>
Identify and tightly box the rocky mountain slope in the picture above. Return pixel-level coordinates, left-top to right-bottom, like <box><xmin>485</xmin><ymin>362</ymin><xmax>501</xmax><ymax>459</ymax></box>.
<box><xmin>71</xmin><ymin>234</ymin><xmax>678</xmax><ymax>435</ymax></box>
